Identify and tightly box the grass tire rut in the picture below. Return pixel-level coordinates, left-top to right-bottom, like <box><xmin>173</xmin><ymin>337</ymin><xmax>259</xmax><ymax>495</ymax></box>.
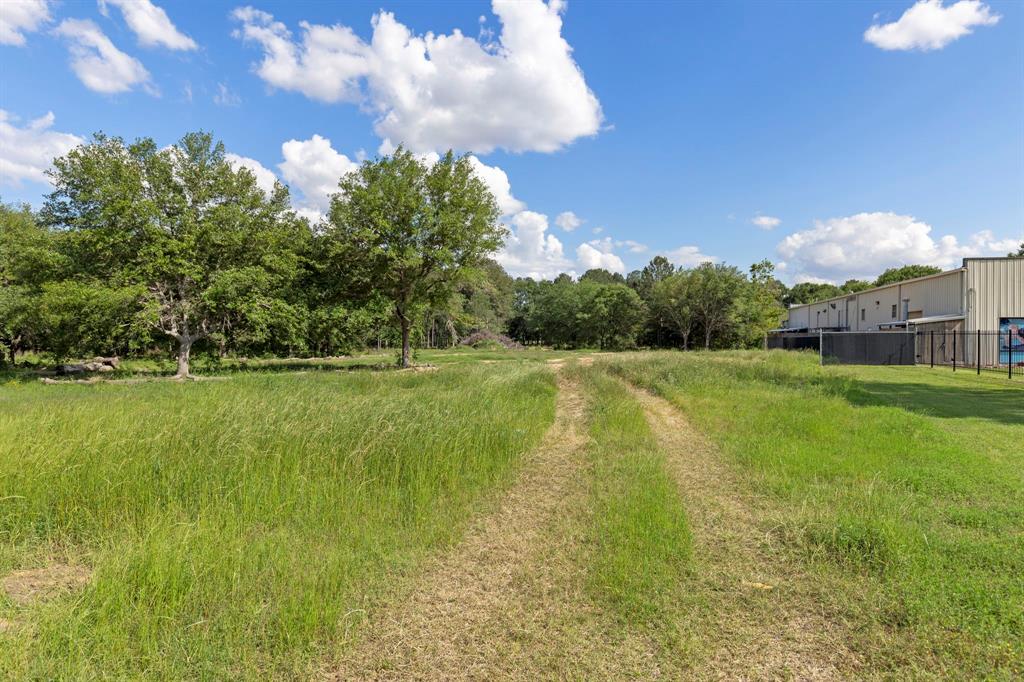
<box><xmin>626</xmin><ymin>383</ymin><xmax>861</xmax><ymax>680</ymax></box>
<box><xmin>327</xmin><ymin>368</ymin><xmax>661</xmax><ymax>680</ymax></box>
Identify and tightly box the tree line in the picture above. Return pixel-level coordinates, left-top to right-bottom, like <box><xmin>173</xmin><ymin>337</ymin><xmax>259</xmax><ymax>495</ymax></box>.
<box><xmin>3</xmin><ymin>130</ymin><xmax>982</xmax><ymax>374</ymax></box>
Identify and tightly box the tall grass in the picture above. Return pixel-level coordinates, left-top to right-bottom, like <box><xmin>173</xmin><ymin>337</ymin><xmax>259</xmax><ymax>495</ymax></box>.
<box><xmin>0</xmin><ymin>364</ymin><xmax>556</xmax><ymax>679</ymax></box>
<box><xmin>607</xmin><ymin>350</ymin><xmax>1024</xmax><ymax>675</ymax></box>
<box><xmin>574</xmin><ymin>366</ymin><xmax>691</xmax><ymax>626</ymax></box>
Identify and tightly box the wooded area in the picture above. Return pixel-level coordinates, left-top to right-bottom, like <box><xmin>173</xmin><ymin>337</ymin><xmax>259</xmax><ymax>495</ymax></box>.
<box><xmin>7</xmin><ymin>130</ymin><xmax>999</xmax><ymax>374</ymax></box>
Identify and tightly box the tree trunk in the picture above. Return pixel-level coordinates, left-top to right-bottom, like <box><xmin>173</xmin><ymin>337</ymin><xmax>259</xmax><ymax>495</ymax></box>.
<box><xmin>682</xmin><ymin>332</ymin><xmax>689</xmax><ymax>351</ymax></box>
<box><xmin>704</xmin><ymin>328</ymin><xmax>712</xmax><ymax>349</ymax></box>
<box><xmin>176</xmin><ymin>336</ymin><xmax>193</xmax><ymax>378</ymax></box>
<box><xmin>400</xmin><ymin>319</ymin><xmax>411</xmax><ymax>368</ymax></box>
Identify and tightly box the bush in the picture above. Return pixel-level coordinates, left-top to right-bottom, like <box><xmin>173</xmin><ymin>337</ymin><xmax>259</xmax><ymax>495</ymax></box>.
<box><xmin>459</xmin><ymin>330</ymin><xmax>523</xmax><ymax>350</ymax></box>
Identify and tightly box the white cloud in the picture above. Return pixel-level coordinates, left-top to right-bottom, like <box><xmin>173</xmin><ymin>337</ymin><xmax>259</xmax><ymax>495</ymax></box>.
<box><xmin>0</xmin><ymin>0</ymin><xmax>49</xmax><ymax>46</ymax></box>
<box><xmin>752</xmin><ymin>214</ymin><xmax>781</xmax><ymax>230</ymax></box>
<box><xmin>214</xmin><ymin>82</ymin><xmax>242</xmax><ymax>106</ymax></box>
<box><xmin>777</xmin><ymin>211</ymin><xmax>1020</xmax><ymax>281</ymax></box>
<box><xmin>99</xmin><ymin>0</ymin><xmax>196</xmax><ymax>51</ymax></box>
<box><xmin>617</xmin><ymin>239</ymin><xmax>648</xmax><ymax>254</ymax></box>
<box><xmin>231</xmin><ymin>6</ymin><xmax>367</xmax><ymax>104</ymax></box>
<box><xmin>232</xmin><ymin>0</ymin><xmax>603</xmax><ymax>154</ymax></box>
<box><xmin>591</xmin><ymin>226</ymin><xmax>604</xmax><ymax>235</ymax></box>
<box><xmin>664</xmin><ymin>245</ymin><xmax>718</xmax><ymax>268</ymax></box>
<box><xmin>277</xmin><ymin>134</ymin><xmax>358</xmax><ymax>215</ymax></box>
<box><xmin>864</xmin><ymin>0</ymin><xmax>1000</xmax><ymax>51</ymax></box>
<box><xmin>0</xmin><ymin>110</ymin><xmax>83</xmax><ymax>186</ymax></box>
<box><xmin>54</xmin><ymin>19</ymin><xmax>155</xmax><ymax>94</ymax></box>
<box><xmin>555</xmin><ymin>210</ymin><xmax>582</xmax><ymax>231</ymax></box>
<box><xmin>577</xmin><ymin>237</ymin><xmax>626</xmax><ymax>273</ymax></box>
<box><xmin>495</xmin><ymin>210</ymin><xmax>573</xmax><ymax>279</ymax></box>
<box><xmin>468</xmin><ymin>156</ymin><xmax>524</xmax><ymax>216</ymax></box>
<box><xmin>225</xmin><ymin>153</ymin><xmax>277</xmax><ymax>195</ymax></box>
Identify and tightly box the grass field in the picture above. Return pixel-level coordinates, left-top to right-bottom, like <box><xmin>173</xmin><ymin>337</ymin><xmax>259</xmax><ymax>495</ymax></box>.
<box><xmin>1</xmin><ymin>349</ymin><xmax>1021</xmax><ymax>678</ymax></box>
<box><xmin>0</xmin><ymin>364</ymin><xmax>556</xmax><ymax>678</ymax></box>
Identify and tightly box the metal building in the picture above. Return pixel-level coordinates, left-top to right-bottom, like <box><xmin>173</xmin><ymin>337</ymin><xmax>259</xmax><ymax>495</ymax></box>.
<box><xmin>779</xmin><ymin>257</ymin><xmax>1023</xmax><ymax>336</ymax></box>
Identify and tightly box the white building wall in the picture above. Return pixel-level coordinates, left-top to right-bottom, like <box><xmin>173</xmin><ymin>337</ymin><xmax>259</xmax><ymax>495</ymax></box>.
<box><xmin>782</xmin><ymin>264</ymin><xmax>1008</xmax><ymax>333</ymax></box>
<box><xmin>856</xmin><ymin>285</ymin><xmax>900</xmax><ymax>330</ymax></box>
<box><xmin>900</xmin><ymin>270</ymin><xmax>964</xmax><ymax>320</ymax></box>
<box><xmin>786</xmin><ymin>304</ymin><xmax>810</xmax><ymax>329</ymax></box>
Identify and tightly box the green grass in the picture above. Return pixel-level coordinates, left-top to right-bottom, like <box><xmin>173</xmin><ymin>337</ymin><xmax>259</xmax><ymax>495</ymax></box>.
<box><xmin>605</xmin><ymin>350</ymin><xmax>1024</xmax><ymax>677</ymax></box>
<box><xmin>0</xmin><ymin>363</ymin><xmax>556</xmax><ymax>679</ymax></box>
<box><xmin>573</xmin><ymin>365</ymin><xmax>691</xmax><ymax>626</ymax></box>
<box><xmin>0</xmin><ymin>347</ymin><xmax>582</xmax><ymax>382</ymax></box>
<box><xmin>4</xmin><ymin>346</ymin><xmax>1021</xmax><ymax>677</ymax></box>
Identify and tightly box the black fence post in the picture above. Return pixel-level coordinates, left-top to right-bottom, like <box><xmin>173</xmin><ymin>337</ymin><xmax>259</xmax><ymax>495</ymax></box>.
<box><xmin>1011</xmin><ymin>330</ymin><xmax>1015</xmax><ymax>380</ymax></box>
<box><xmin>953</xmin><ymin>331</ymin><xmax>957</xmax><ymax>372</ymax></box>
<box><xmin>977</xmin><ymin>329</ymin><xmax>981</xmax><ymax>375</ymax></box>
<box><xmin>930</xmin><ymin>331</ymin><xmax>934</xmax><ymax>368</ymax></box>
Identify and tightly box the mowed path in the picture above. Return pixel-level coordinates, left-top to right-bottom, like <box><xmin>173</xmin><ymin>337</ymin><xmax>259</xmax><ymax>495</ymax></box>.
<box><xmin>626</xmin><ymin>384</ymin><xmax>860</xmax><ymax>680</ymax></box>
<box><xmin>328</xmin><ymin>366</ymin><xmax>660</xmax><ymax>680</ymax></box>
<box><xmin>327</xmin><ymin>363</ymin><xmax>859</xmax><ymax>680</ymax></box>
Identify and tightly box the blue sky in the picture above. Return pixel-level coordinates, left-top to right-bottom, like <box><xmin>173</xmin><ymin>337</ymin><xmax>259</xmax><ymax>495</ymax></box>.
<box><xmin>1</xmin><ymin>0</ymin><xmax>1021</xmax><ymax>283</ymax></box>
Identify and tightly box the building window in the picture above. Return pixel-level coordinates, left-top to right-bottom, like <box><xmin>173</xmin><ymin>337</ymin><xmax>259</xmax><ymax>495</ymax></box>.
<box><xmin>861</xmin><ymin>308</ymin><xmax>865</xmax><ymax>321</ymax></box>
<box><xmin>891</xmin><ymin>304</ymin><xmax>897</xmax><ymax>319</ymax></box>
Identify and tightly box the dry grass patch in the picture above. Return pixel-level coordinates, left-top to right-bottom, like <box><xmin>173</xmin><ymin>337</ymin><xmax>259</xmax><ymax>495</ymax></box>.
<box><xmin>1</xmin><ymin>562</ymin><xmax>90</xmax><ymax>606</ymax></box>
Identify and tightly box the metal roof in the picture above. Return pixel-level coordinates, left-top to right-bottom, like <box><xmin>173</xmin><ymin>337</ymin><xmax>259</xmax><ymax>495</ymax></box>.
<box><xmin>906</xmin><ymin>313</ymin><xmax>965</xmax><ymax>325</ymax></box>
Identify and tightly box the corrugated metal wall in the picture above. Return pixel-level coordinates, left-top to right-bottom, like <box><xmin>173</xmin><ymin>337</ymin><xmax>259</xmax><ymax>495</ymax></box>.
<box><xmin>855</xmin><ymin>284</ymin><xmax>901</xmax><ymax>330</ymax></box>
<box><xmin>786</xmin><ymin>304</ymin><xmax>810</xmax><ymax>329</ymax></box>
<box><xmin>783</xmin><ymin>261</ymin><xmax>1020</xmax><ymax>334</ymax></box>
<box><xmin>965</xmin><ymin>258</ymin><xmax>1024</xmax><ymax>331</ymax></box>
<box><xmin>900</xmin><ymin>270</ymin><xmax>964</xmax><ymax>320</ymax></box>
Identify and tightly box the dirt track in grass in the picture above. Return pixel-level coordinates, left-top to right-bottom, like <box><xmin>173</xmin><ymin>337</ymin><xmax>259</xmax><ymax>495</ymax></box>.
<box><xmin>327</xmin><ymin>367</ymin><xmax>665</xmax><ymax>680</ymax></box>
<box><xmin>325</xmin><ymin>364</ymin><xmax>860</xmax><ymax>680</ymax></box>
<box><xmin>626</xmin><ymin>383</ymin><xmax>860</xmax><ymax>680</ymax></box>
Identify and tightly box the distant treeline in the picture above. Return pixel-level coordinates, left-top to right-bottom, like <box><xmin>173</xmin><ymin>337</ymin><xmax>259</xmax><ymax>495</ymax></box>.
<box><xmin>6</xmin><ymin>130</ymin><xmax>1004</xmax><ymax>372</ymax></box>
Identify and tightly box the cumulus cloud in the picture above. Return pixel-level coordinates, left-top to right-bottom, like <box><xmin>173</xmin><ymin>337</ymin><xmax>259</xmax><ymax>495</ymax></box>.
<box><xmin>752</xmin><ymin>214</ymin><xmax>781</xmax><ymax>230</ymax></box>
<box><xmin>577</xmin><ymin>237</ymin><xmax>626</xmax><ymax>273</ymax></box>
<box><xmin>54</xmin><ymin>19</ymin><xmax>155</xmax><ymax>94</ymax></box>
<box><xmin>232</xmin><ymin>0</ymin><xmax>602</xmax><ymax>154</ymax></box>
<box><xmin>277</xmin><ymin>134</ymin><xmax>359</xmax><ymax>216</ymax></box>
<box><xmin>0</xmin><ymin>0</ymin><xmax>49</xmax><ymax>46</ymax></box>
<box><xmin>495</xmin><ymin>210</ymin><xmax>573</xmax><ymax>279</ymax></box>
<box><xmin>777</xmin><ymin>211</ymin><xmax>1020</xmax><ymax>281</ymax></box>
<box><xmin>664</xmin><ymin>245</ymin><xmax>718</xmax><ymax>268</ymax></box>
<box><xmin>225</xmin><ymin>153</ymin><xmax>278</xmax><ymax>195</ymax></box>
<box><xmin>0</xmin><ymin>110</ymin><xmax>83</xmax><ymax>186</ymax></box>
<box><xmin>99</xmin><ymin>0</ymin><xmax>196</xmax><ymax>50</ymax></box>
<box><xmin>555</xmin><ymin>210</ymin><xmax>582</xmax><ymax>231</ymax></box>
<box><xmin>468</xmin><ymin>156</ymin><xmax>524</xmax><ymax>216</ymax></box>
<box><xmin>864</xmin><ymin>0</ymin><xmax>1000</xmax><ymax>51</ymax></box>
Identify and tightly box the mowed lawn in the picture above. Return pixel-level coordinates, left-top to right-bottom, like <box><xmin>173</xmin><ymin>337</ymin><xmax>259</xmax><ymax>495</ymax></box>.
<box><xmin>0</xmin><ymin>364</ymin><xmax>556</xmax><ymax>679</ymax></box>
<box><xmin>606</xmin><ymin>351</ymin><xmax>1024</xmax><ymax>677</ymax></box>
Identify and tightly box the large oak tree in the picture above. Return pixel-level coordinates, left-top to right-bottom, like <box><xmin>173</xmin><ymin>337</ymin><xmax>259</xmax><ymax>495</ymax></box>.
<box><xmin>43</xmin><ymin>132</ymin><xmax>308</xmax><ymax>377</ymax></box>
<box><xmin>325</xmin><ymin>148</ymin><xmax>504</xmax><ymax>367</ymax></box>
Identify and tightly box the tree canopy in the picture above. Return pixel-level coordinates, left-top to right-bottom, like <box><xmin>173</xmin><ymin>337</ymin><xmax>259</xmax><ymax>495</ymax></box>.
<box><xmin>873</xmin><ymin>264</ymin><xmax>942</xmax><ymax>287</ymax></box>
<box><xmin>42</xmin><ymin>131</ymin><xmax>308</xmax><ymax>376</ymax></box>
<box><xmin>324</xmin><ymin>148</ymin><xmax>505</xmax><ymax>367</ymax></box>
<box><xmin>6</xmin><ymin>127</ymin><xmax>1014</xmax><ymax>369</ymax></box>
